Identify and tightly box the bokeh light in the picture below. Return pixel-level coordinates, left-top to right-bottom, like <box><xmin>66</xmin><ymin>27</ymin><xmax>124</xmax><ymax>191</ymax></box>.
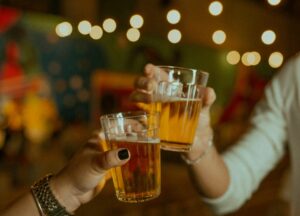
<box><xmin>130</xmin><ymin>14</ymin><xmax>144</xmax><ymax>29</ymax></box>
<box><xmin>212</xmin><ymin>30</ymin><xmax>226</xmax><ymax>44</ymax></box>
<box><xmin>241</xmin><ymin>52</ymin><xmax>261</xmax><ymax>66</ymax></box>
<box><xmin>90</xmin><ymin>25</ymin><xmax>103</xmax><ymax>40</ymax></box>
<box><xmin>209</xmin><ymin>1</ymin><xmax>223</xmax><ymax>16</ymax></box>
<box><xmin>252</xmin><ymin>51</ymin><xmax>261</xmax><ymax>65</ymax></box>
<box><xmin>103</xmin><ymin>18</ymin><xmax>117</xmax><ymax>33</ymax></box>
<box><xmin>126</xmin><ymin>28</ymin><xmax>140</xmax><ymax>42</ymax></box>
<box><xmin>55</xmin><ymin>22</ymin><xmax>73</xmax><ymax>37</ymax></box>
<box><xmin>261</xmin><ymin>30</ymin><xmax>276</xmax><ymax>45</ymax></box>
<box><xmin>78</xmin><ymin>20</ymin><xmax>92</xmax><ymax>35</ymax></box>
<box><xmin>267</xmin><ymin>0</ymin><xmax>282</xmax><ymax>6</ymax></box>
<box><xmin>167</xmin><ymin>9</ymin><xmax>181</xmax><ymax>24</ymax></box>
<box><xmin>167</xmin><ymin>29</ymin><xmax>182</xmax><ymax>44</ymax></box>
<box><xmin>241</xmin><ymin>52</ymin><xmax>251</xmax><ymax>66</ymax></box>
<box><xmin>226</xmin><ymin>50</ymin><xmax>240</xmax><ymax>65</ymax></box>
<box><xmin>269</xmin><ymin>52</ymin><xmax>284</xmax><ymax>68</ymax></box>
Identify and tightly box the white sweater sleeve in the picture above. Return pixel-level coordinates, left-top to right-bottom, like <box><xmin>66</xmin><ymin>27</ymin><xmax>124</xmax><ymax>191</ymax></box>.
<box><xmin>203</xmin><ymin>55</ymin><xmax>299</xmax><ymax>215</ymax></box>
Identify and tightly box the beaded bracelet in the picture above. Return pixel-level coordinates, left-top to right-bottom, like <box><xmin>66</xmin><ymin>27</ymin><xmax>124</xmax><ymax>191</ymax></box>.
<box><xmin>181</xmin><ymin>140</ymin><xmax>214</xmax><ymax>165</ymax></box>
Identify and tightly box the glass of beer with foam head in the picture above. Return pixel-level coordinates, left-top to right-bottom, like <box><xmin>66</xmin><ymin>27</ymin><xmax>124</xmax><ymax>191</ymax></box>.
<box><xmin>100</xmin><ymin>111</ymin><xmax>161</xmax><ymax>203</ymax></box>
<box><xmin>153</xmin><ymin>66</ymin><xmax>209</xmax><ymax>152</ymax></box>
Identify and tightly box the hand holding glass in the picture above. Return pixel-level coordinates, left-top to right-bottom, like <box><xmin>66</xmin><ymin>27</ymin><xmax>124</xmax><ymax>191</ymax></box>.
<box><xmin>100</xmin><ymin>111</ymin><xmax>161</xmax><ymax>203</ymax></box>
<box><xmin>153</xmin><ymin>66</ymin><xmax>209</xmax><ymax>152</ymax></box>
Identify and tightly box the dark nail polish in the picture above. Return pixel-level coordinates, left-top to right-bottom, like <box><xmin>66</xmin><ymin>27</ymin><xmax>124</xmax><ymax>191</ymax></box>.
<box><xmin>118</xmin><ymin>149</ymin><xmax>129</xmax><ymax>160</ymax></box>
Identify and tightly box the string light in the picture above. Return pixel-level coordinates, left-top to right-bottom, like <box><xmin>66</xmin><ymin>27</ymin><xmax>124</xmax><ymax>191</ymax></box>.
<box><xmin>55</xmin><ymin>22</ymin><xmax>73</xmax><ymax>37</ymax></box>
<box><xmin>226</xmin><ymin>51</ymin><xmax>240</xmax><ymax>65</ymax></box>
<box><xmin>167</xmin><ymin>9</ymin><xmax>181</xmax><ymax>24</ymax></box>
<box><xmin>241</xmin><ymin>52</ymin><xmax>251</xmax><ymax>66</ymax></box>
<box><xmin>209</xmin><ymin>1</ymin><xmax>223</xmax><ymax>16</ymax></box>
<box><xmin>212</xmin><ymin>30</ymin><xmax>226</xmax><ymax>44</ymax></box>
<box><xmin>126</xmin><ymin>28</ymin><xmax>140</xmax><ymax>42</ymax></box>
<box><xmin>103</xmin><ymin>18</ymin><xmax>117</xmax><ymax>33</ymax></box>
<box><xmin>267</xmin><ymin>0</ymin><xmax>282</xmax><ymax>6</ymax></box>
<box><xmin>241</xmin><ymin>52</ymin><xmax>261</xmax><ymax>66</ymax></box>
<box><xmin>90</xmin><ymin>25</ymin><xmax>103</xmax><ymax>40</ymax></box>
<box><xmin>130</xmin><ymin>14</ymin><xmax>144</xmax><ymax>29</ymax></box>
<box><xmin>269</xmin><ymin>52</ymin><xmax>284</xmax><ymax>68</ymax></box>
<box><xmin>252</xmin><ymin>51</ymin><xmax>261</xmax><ymax>65</ymax></box>
<box><xmin>78</xmin><ymin>20</ymin><xmax>92</xmax><ymax>35</ymax></box>
<box><xmin>168</xmin><ymin>29</ymin><xmax>182</xmax><ymax>44</ymax></box>
<box><xmin>261</xmin><ymin>30</ymin><xmax>276</xmax><ymax>45</ymax></box>
<box><xmin>246</xmin><ymin>52</ymin><xmax>256</xmax><ymax>65</ymax></box>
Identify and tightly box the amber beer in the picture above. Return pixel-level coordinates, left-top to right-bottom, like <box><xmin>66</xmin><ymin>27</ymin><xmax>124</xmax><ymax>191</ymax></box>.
<box><xmin>109</xmin><ymin>138</ymin><xmax>161</xmax><ymax>203</ymax></box>
<box><xmin>157</xmin><ymin>98</ymin><xmax>202</xmax><ymax>151</ymax></box>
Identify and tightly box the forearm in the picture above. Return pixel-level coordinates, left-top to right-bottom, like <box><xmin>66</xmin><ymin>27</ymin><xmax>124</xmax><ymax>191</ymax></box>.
<box><xmin>0</xmin><ymin>175</ymin><xmax>78</xmax><ymax>216</ymax></box>
<box><xmin>187</xmin><ymin>146</ymin><xmax>230</xmax><ymax>198</ymax></box>
<box><xmin>1</xmin><ymin>192</ymin><xmax>40</xmax><ymax>216</ymax></box>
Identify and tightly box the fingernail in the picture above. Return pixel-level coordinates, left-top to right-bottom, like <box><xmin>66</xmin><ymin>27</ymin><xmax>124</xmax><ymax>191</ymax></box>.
<box><xmin>118</xmin><ymin>149</ymin><xmax>129</xmax><ymax>160</ymax></box>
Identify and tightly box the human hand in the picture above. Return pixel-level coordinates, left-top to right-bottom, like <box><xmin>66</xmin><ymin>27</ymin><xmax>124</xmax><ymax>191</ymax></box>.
<box><xmin>130</xmin><ymin>63</ymin><xmax>168</xmax><ymax>103</ymax></box>
<box><xmin>50</xmin><ymin>133</ymin><xmax>130</xmax><ymax>214</ymax></box>
<box><xmin>131</xmin><ymin>63</ymin><xmax>216</xmax><ymax>159</ymax></box>
<box><xmin>183</xmin><ymin>87</ymin><xmax>216</xmax><ymax>161</ymax></box>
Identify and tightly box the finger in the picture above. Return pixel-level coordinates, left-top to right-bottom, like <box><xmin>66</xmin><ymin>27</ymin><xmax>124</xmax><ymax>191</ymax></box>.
<box><xmin>129</xmin><ymin>90</ymin><xmax>153</xmax><ymax>103</ymax></box>
<box><xmin>202</xmin><ymin>87</ymin><xmax>216</xmax><ymax>112</ymax></box>
<box><xmin>134</xmin><ymin>76</ymin><xmax>155</xmax><ymax>92</ymax></box>
<box><xmin>145</xmin><ymin>63</ymin><xmax>168</xmax><ymax>81</ymax></box>
<box><xmin>92</xmin><ymin>148</ymin><xmax>130</xmax><ymax>173</ymax></box>
<box><xmin>144</xmin><ymin>63</ymin><xmax>157</xmax><ymax>78</ymax></box>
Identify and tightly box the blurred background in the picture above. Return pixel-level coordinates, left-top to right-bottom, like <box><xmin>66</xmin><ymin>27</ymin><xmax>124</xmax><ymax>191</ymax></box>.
<box><xmin>0</xmin><ymin>0</ymin><xmax>299</xmax><ymax>215</ymax></box>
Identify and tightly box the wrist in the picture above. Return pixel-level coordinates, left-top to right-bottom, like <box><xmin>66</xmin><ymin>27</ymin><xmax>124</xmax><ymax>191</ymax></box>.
<box><xmin>50</xmin><ymin>174</ymin><xmax>80</xmax><ymax>214</ymax></box>
<box><xmin>31</xmin><ymin>174</ymin><xmax>75</xmax><ymax>216</ymax></box>
<box><xmin>181</xmin><ymin>137</ymin><xmax>214</xmax><ymax>165</ymax></box>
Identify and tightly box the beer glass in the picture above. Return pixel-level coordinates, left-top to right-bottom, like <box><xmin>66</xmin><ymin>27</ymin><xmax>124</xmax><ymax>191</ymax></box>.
<box><xmin>100</xmin><ymin>111</ymin><xmax>161</xmax><ymax>203</ymax></box>
<box><xmin>154</xmin><ymin>66</ymin><xmax>209</xmax><ymax>152</ymax></box>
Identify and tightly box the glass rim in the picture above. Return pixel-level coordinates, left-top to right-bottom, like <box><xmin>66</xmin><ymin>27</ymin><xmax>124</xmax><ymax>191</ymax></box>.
<box><xmin>156</xmin><ymin>65</ymin><xmax>209</xmax><ymax>76</ymax></box>
<box><xmin>104</xmin><ymin>128</ymin><xmax>160</xmax><ymax>136</ymax></box>
<box><xmin>100</xmin><ymin>111</ymin><xmax>159</xmax><ymax>121</ymax></box>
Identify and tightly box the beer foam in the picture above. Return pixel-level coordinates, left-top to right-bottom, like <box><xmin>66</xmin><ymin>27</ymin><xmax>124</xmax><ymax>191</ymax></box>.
<box><xmin>114</xmin><ymin>136</ymin><xmax>160</xmax><ymax>144</ymax></box>
<box><xmin>157</xmin><ymin>96</ymin><xmax>202</xmax><ymax>102</ymax></box>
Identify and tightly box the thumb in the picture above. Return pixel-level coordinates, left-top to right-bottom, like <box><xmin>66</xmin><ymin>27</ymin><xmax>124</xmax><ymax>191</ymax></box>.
<box><xmin>202</xmin><ymin>87</ymin><xmax>216</xmax><ymax>113</ymax></box>
<box><xmin>92</xmin><ymin>148</ymin><xmax>130</xmax><ymax>173</ymax></box>
<box><xmin>198</xmin><ymin>87</ymin><xmax>216</xmax><ymax>128</ymax></box>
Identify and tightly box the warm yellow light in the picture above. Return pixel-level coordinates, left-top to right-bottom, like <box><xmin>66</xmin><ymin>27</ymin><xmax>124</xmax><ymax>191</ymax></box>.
<box><xmin>252</xmin><ymin>51</ymin><xmax>261</xmax><ymax>65</ymax></box>
<box><xmin>55</xmin><ymin>22</ymin><xmax>73</xmax><ymax>37</ymax></box>
<box><xmin>130</xmin><ymin>14</ymin><xmax>144</xmax><ymax>29</ymax></box>
<box><xmin>90</xmin><ymin>25</ymin><xmax>103</xmax><ymax>40</ymax></box>
<box><xmin>78</xmin><ymin>20</ymin><xmax>92</xmax><ymax>35</ymax></box>
<box><xmin>226</xmin><ymin>50</ymin><xmax>240</xmax><ymax>65</ymax></box>
<box><xmin>269</xmin><ymin>52</ymin><xmax>284</xmax><ymax>68</ymax></box>
<box><xmin>241</xmin><ymin>51</ymin><xmax>261</xmax><ymax>66</ymax></box>
<box><xmin>261</xmin><ymin>30</ymin><xmax>276</xmax><ymax>45</ymax></box>
<box><xmin>241</xmin><ymin>52</ymin><xmax>251</xmax><ymax>66</ymax></box>
<box><xmin>212</xmin><ymin>30</ymin><xmax>226</xmax><ymax>45</ymax></box>
<box><xmin>209</xmin><ymin>1</ymin><xmax>223</xmax><ymax>16</ymax></box>
<box><xmin>167</xmin><ymin>9</ymin><xmax>181</xmax><ymax>24</ymax></box>
<box><xmin>267</xmin><ymin>0</ymin><xmax>282</xmax><ymax>6</ymax></box>
<box><xmin>167</xmin><ymin>29</ymin><xmax>182</xmax><ymax>44</ymax></box>
<box><xmin>126</xmin><ymin>28</ymin><xmax>140</xmax><ymax>42</ymax></box>
<box><xmin>247</xmin><ymin>52</ymin><xmax>257</xmax><ymax>65</ymax></box>
<box><xmin>103</xmin><ymin>18</ymin><xmax>117</xmax><ymax>33</ymax></box>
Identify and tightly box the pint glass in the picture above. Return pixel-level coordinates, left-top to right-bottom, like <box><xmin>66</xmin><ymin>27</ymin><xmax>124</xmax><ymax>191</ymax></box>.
<box><xmin>100</xmin><ymin>111</ymin><xmax>161</xmax><ymax>203</ymax></box>
<box><xmin>154</xmin><ymin>66</ymin><xmax>209</xmax><ymax>152</ymax></box>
